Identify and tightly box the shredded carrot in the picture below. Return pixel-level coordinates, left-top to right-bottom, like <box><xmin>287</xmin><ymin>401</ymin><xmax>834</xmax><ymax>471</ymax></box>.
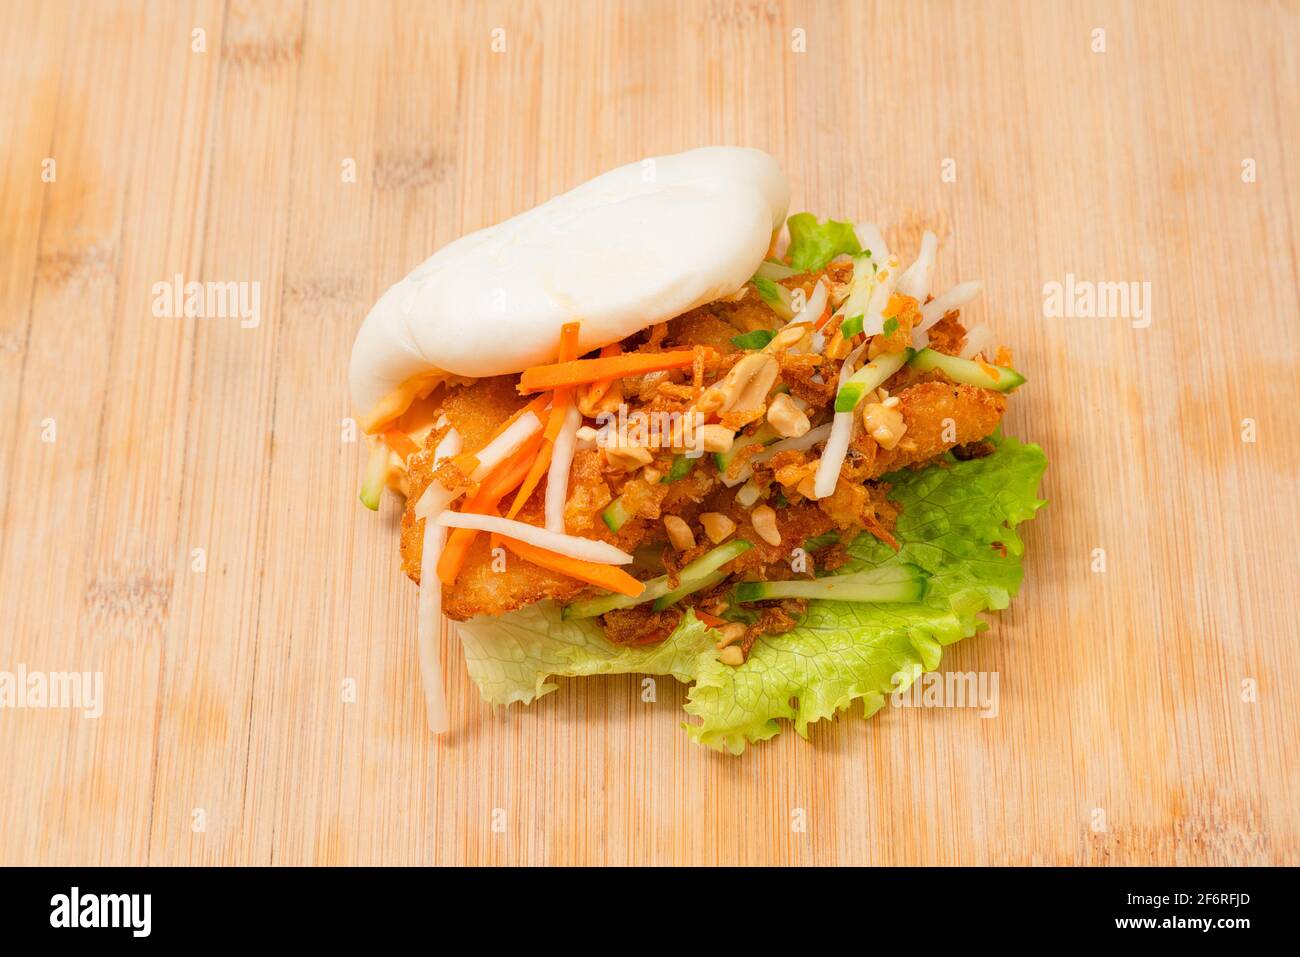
<box><xmin>582</xmin><ymin>343</ymin><xmax>623</xmax><ymax>408</ymax></box>
<box><xmin>501</xmin><ymin>537</ymin><xmax>645</xmax><ymax>597</ymax></box>
<box><xmin>381</xmin><ymin>429</ymin><xmax>420</xmax><ymax>461</ymax></box>
<box><xmin>557</xmin><ymin>322</ymin><xmax>581</xmax><ymax>361</ymax></box>
<box><xmin>436</xmin><ymin>434</ymin><xmax>544</xmax><ymax>585</ymax></box>
<box><xmin>504</xmin><ymin>442</ymin><xmax>554</xmax><ymax>523</ymax></box>
<box><xmin>694</xmin><ymin>610</ymin><xmax>728</xmax><ymax>628</ymax></box>
<box><xmin>518</xmin><ymin>349</ymin><xmax>709</xmax><ymax>393</ymax></box>
<box><xmin>507</xmin><ymin>321</ymin><xmax>580</xmax><ymax>524</ymax></box>
<box><xmin>813</xmin><ymin>301</ymin><xmax>835</xmax><ymax>331</ymax></box>
<box><xmin>449</xmin><ymin>452</ymin><xmax>480</xmax><ymax>477</ymax></box>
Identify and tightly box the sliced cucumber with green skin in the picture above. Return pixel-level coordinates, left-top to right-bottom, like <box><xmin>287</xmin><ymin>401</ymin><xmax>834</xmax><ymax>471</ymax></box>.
<box><xmin>358</xmin><ymin>441</ymin><xmax>389</xmax><ymax>510</ymax></box>
<box><xmin>563</xmin><ymin>539</ymin><xmax>753</xmax><ymax>619</ymax></box>
<box><xmin>733</xmin><ymin>563</ymin><xmax>929</xmax><ymax>604</ymax></box>
<box><xmin>834</xmin><ymin>348</ymin><xmax>913</xmax><ymax>413</ymax></box>
<box><xmin>752</xmin><ymin>276</ymin><xmax>795</xmax><ymax>320</ymax></box>
<box><xmin>730</xmin><ymin>328</ymin><xmax>775</xmax><ymax>350</ymax></box>
<box><xmin>602</xmin><ymin>495</ymin><xmax>632</xmax><ymax>533</ymax></box>
<box><xmin>909</xmin><ymin>348</ymin><xmax>1025</xmax><ymax>392</ymax></box>
<box><xmin>660</xmin><ymin>454</ymin><xmax>695</xmax><ymax>483</ymax></box>
<box><xmin>651</xmin><ymin>570</ymin><xmax>728</xmax><ymax>612</ymax></box>
<box><xmin>713</xmin><ymin>422</ymin><xmax>779</xmax><ymax>475</ymax></box>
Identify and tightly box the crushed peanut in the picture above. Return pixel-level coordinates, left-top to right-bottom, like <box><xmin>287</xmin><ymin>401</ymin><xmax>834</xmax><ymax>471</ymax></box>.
<box><xmin>700</xmin><ymin>424</ymin><xmax>735</xmax><ymax>453</ymax></box>
<box><xmin>663</xmin><ymin>515</ymin><xmax>696</xmax><ymax>551</ymax></box>
<box><xmin>718</xmin><ymin>645</ymin><xmax>745</xmax><ymax>667</ymax></box>
<box><xmin>715</xmin><ymin>622</ymin><xmax>747</xmax><ymax>648</ymax></box>
<box><xmin>605</xmin><ymin>445</ymin><xmax>654</xmax><ymax>470</ymax></box>
<box><xmin>751</xmin><ymin>504</ymin><xmax>781</xmax><ymax>546</ymax></box>
<box><xmin>766</xmin><ymin>392</ymin><xmax>810</xmax><ymax>438</ymax></box>
<box><xmin>862</xmin><ymin>391</ymin><xmax>907</xmax><ymax>450</ymax></box>
<box><xmin>699</xmin><ymin>511</ymin><xmax>737</xmax><ymax>544</ymax></box>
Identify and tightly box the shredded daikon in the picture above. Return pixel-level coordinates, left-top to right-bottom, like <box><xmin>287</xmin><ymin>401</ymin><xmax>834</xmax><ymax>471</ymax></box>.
<box><xmin>436</xmin><ymin>511</ymin><xmax>633</xmax><ymax>565</ymax></box>
<box><xmin>416</xmin><ymin>423</ymin><xmax>462</xmax><ymax>734</ymax></box>
<box><xmin>750</xmin><ymin>423</ymin><xmax>833</xmax><ymax>465</ymax></box>
<box><xmin>859</xmin><ymin>255</ymin><xmax>902</xmax><ymax>338</ymax></box>
<box><xmin>812</xmin><ymin>342</ymin><xmax>867</xmax><ymax>499</ymax></box>
<box><xmin>854</xmin><ymin>223</ymin><xmax>890</xmax><ymax>263</ymax></box>
<box><xmin>959</xmin><ymin>323</ymin><xmax>995</xmax><ymax>360</ymax></box>
<box><xmin>545</xmin><ymin>404</ymin><xmax>582</xmax><ymax>533</ymax></box>
<box><xmin>471</xmin><ymin>410</ymin><xmax>544</xmax><ymax>482</ymax></box>
<box><xmin>791</xmin><ymin>279</ymin><xmax>828</xmax><ymax>327</ymax></box>
<box><xmin>897</xmin><ymin>231</ymin><xmax>938</xmax><ymax>301</ymax></box>
<box><xmin>916</xmin><ymin>281</ymin><xmax>982</xmax><ymax>334</ymax></box>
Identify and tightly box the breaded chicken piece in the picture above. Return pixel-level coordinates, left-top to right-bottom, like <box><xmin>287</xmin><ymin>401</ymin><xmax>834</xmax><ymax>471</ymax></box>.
<box><xmin>844</xmin><ymin>381</ymin><xmax>1007</xmax><ymax>481</ymax></box>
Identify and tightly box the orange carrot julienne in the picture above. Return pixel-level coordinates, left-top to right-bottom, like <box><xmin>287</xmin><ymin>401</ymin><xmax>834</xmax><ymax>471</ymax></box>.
<box><xmin>508</xmin><ymin>320</ymin><xmax>580</xmax><ymax>534</ymax></box>
<box><xmin>518</xmin><ymin>349</ymin><xmax>709</xmax><ymax>393</ymax></box>
<box><xmin>504</xmin><ymin>442</ymin><xmax>554</xmax><ymax>523</ymax></box>
<box><xmin>558</xmin><ymin>322</ymin><xmax>581</xmax><ymax>361</ymax></box>
<box><xmin>813</xmin><ymin>302</ymin><xmax>835</xmax><ymax>331</ymax></box>
<box><xmin>501</xmin><ymin>537</ymin><xmax>645</xmax><ymax>597</ymax></box>
<box><xmin>694</xmin><ymin>610</ymin><xmax>729</xmax><ymax>628</ymax></box>
<box><xmin>582</xmin><ymin>343</ymin><xmax>623</xmax><ymax>408</ymax></box>
<box><xmin>436</xmin><ymin>434</ymin><xmax>544</xmax><ymax>585</ymax></box>
<box><xmin>382</xmin><ymin>429</ymin><xmax>420</xmax><ymax>461</ymax></box>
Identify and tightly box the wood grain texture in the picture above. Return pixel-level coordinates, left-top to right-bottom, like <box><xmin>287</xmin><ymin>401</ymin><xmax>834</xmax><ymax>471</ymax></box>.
<box><xmin>1</xmin><ymin>0</ymin><xmax>1297</xmax><ymax>866</ymax></box>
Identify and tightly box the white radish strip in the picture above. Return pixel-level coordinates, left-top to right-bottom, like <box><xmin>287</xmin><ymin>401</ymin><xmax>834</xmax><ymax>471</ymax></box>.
<box><xmin>417</xmin><ymin>516</ymin><xmax>450</xmax><ymax>733</ymax></box>
<box><xmin>436</xmin><ymin>511</ymin><xmax>633</xmax><ymax>565</ymax></box>
<box><xmin>918</xmin><ymin>281</ymin><xmax>982</xmax><ymax>332</ymax></box>
<box><xmin>813</xmin><ymin>342</ymin><xmax>868</xmax><ymax>499</ymax></box>
<box><xmin>751</xmin><ymin>423</ymin><xmax>833</xmax><ymax>465</ymax></box>
<box><xmin>854</xmin><ymin>223</ymin><xmax>890</xmax><ymax>264</ymax></box>
<box><xmin>544</xmin><ymin>403</ymin><xmax>581</xmax><ymax>534</ymax></box>
<box><xmin>415</xmin><ymin>422</ymin><xmax>462</xmax><ymax>735</ymax></box>
<box><xmin>413</xmin><ymin>425</ymin><xmax>466</xmax><ymax>519</ymax></box>
<box><xmin>470</xmin><ymin>410</ymin><xmax>544</xmax><ymax>482</ymax></box>
<box><xmin>735</xmin><ymin>480</ymin><xmax>763</xmax><ymax>508</ymax></box>
<box><xmin>814</xmin><ymin>414</ymin><xmax>853</xmax><ymax>500</ymax></box>
<box><xmin>959</xmin><ymin>323</ymin><xmax>995</xmax><ymax>360</ymax></box>
<box><xmin>896</xmin><ymin>231</ymin><xmax>938</xmax><ymax>301</ymax></box>
<box><xmin>860</xmin><ymin>255</ymin><xmax>902</xmax><ymax>337</ymax></box>
<box><xmin>791</xmin><ymin>279</ymin><xmax>828</xmax><ymax>327</ymax></box>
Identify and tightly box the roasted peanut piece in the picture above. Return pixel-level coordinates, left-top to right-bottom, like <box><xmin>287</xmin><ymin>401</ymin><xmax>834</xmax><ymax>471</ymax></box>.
<box><xmin>663</xmin><ymin>515</ymin><xmax>696</xmax><ymax>551</ymax></box>
<box><xmin>751</xmin><ymin>505</ymin><xmax>781</xmax><ymax>546</ymax></box>
<box><xmin>766</xmin><ymin>393</ymin><xmax>810</xmax><ymax>438</ymax></box>
<box><xmin>700</xmin><ymin>424</ymin><xmax>735</xmax><ymax>453</ymax></box>
<box><xmin>605</xmin><ymin>445</ymin><xmax>654</xmax><ymax>470</ymax></box>
<box><xmin>718</xmin><ymin>645</ymin><xmax>745</xmax><ymax>666</ymax></box>
<box><xmin>715</xmin><ymin>622</ymin><xmax>747</xmax><ymax>648</ymax></box>
<box><xmin>699</xmin><ymin>511</ymin><xmax>737</xmax><ymax>544</ymax></box>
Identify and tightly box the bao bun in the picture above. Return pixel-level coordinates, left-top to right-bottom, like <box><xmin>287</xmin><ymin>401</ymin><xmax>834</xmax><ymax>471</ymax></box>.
<box><xmin>348</xmin><ymin>147</ymin><xmax>789</xmax><ymax>417</ymax></box>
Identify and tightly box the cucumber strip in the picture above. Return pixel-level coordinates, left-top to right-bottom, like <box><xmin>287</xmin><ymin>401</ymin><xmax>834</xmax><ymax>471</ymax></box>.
<box><xmin>754</xmin><ymin>260</ymin><xmax>797</xmax><ymax>281</ymax></box>
<box><xmin>358</xmin><ymin>441</ymin><xmax>389</xmax><ymax>510</ymax></box>
<box><xmin>733</xmin><ymin>564</ymin><xmax>928</xmax><ymax>604</ymax></box>
<box><xmin>908</xmin><ymin>347</ymin><xmax>1025</xmax><ymax>392</ymax></box>
<box><xmin>833</xmin><ymin>348</ymin><xmax>912</xmax><ymax>413</ymax></box>
<box><xmin>752</xmin><ymin>276</ymin><xmax>795</xmax><ymax>320</ymax></box>
<box><xmin>602</xmin><ymin>496</ymin><xmax>632</xmax><ymax>533</ymax></box>
<box><xmin>651</xmin><ymin>570</ymin><xmax>728</xmax><ymax>612</ymax></box>
<box><xmin>730</xmin><ymin>328</ymin><xmax>775</xmax><ymax>350</ymax></box>
<box><xmin>563</xmin><ymin>539</ymin><xmax>753</xmax><ymax>619</ymax></box>
<box><xmin>661</xmin><ymin>454</ymin><xmax>695</xmax><ymax>483</ymax></box>
<box><xmin>714</xmin><ymin>422</ymin><xmax>779</xmax><ymax>476</ymax></box>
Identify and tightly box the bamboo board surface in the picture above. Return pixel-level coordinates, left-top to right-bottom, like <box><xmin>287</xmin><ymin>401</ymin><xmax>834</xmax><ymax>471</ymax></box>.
<box><xmin>1</xmin><ymin>0</ymin><xmax>1297</xmax><ymax>866</ymax></box>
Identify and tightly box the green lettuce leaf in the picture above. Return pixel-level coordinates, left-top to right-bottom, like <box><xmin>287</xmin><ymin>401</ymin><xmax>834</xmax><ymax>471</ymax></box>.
<box><xmin>456</xmin><ymin>436</ymin><xmax>1047</xmax><ymax>752</ymax></box>
<box><xmin>785</xmin><ymin>213</ymin><xmax>862</xmax><ymax>272</ymax></box>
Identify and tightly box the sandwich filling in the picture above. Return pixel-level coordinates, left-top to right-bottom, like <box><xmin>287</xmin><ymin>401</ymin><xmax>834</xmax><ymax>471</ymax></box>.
<box><xmin>376</xmin><ymin>225</ymin><xmax>1025</xmax><ymax>661</ymax></box>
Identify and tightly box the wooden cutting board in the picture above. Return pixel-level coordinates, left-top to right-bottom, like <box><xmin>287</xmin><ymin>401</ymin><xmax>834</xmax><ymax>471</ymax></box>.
<box><xmin>1</xmin><ymin>0</ymin><xmax>1296</xmax><ymax>866</ymax></box>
